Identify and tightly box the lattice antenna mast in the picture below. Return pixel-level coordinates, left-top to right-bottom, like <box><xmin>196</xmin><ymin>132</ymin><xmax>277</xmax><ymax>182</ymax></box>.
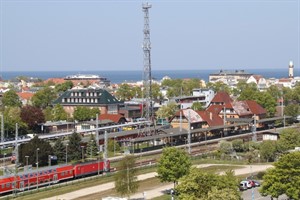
<box><xmin>142</xmin><ymin>3</ymin><xmax>153</xmax><ymax>122</ymax></box>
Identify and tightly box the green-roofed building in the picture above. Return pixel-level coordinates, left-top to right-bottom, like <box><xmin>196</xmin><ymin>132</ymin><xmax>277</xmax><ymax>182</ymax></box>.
<box><xmin>53</xmin><ymin>86</ymin><xmax>123</xmax><ymax>117</ymax></box>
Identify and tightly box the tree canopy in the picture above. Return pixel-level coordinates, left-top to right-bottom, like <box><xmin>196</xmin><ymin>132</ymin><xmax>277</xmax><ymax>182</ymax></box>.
<box><xmin>114</xmin><ymin>155</ymin><xmax>139</xmax><ymax>198</ymax></box>
<box><xmin>20</xmin><ymin>105</ymin><xmax>45</xmax><ymax>132</ymax></box>
<box><xmin>157</xmin><ymin>147</ymin><xmax>191</xmax><ymax>187</ymax></box>
<box><xmin>260</xmin><ymin>151</ymin><xmax>300</xmax><ymax>199</ymax></box>
<box><xmin>67</xmin><ymin>132</ymin><xmax>82</xmax><ymax>161</ymax></box>
<box><xmin>155</xmin><ymin>102</ymin><xmax>179</xmax><ymax>120</ymax></box>
<box><xmin>277</xmin><ymin>128</ymin><xmax>300</xmax><ymax>152</ymax></box>
<box><xmin>19</xmin><ymin>136</ymin><xmax>54</xmax><ymax>166</ymax></box>
<box><xmin>2</xmin><ymin>90</ymin><xmax>22</xmax><ymax>107</ymax></box>
<box><xmin>53</xmin><ymin>138</ymin><xmax>66</xmax><ymax>163</ymax></box>
<box><xmin>176</xmin><ymin>168</ymin><xmax>240</xmax><ymax>200</ymax></box>
<box><xmin>73</xmin><ymin>106</ymin><xmax>99</xmax><ymax>121</ymax></box>
<box><xmin>32</xmin><ymin>87</ymin><xmax>56</xmax><ymax>109</ymax></box>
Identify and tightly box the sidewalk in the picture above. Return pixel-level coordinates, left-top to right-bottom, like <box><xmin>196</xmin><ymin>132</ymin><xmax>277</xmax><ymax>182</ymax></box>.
<box><xmin>42</xmin><ymin>164</ymin><xmax>273</xmax><ymax>200</ymax></box>
<box><xmin>42</xmin><ymin>172</ymin><xmax>157</xmax><ymax>200</ymax></box>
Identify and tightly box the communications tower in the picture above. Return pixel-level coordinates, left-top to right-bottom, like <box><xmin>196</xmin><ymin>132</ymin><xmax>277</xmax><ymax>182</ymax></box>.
<box><xmin>142</xmin><ymin>3</ymin><xmax>153</xmax><ymax>122</ymax></box>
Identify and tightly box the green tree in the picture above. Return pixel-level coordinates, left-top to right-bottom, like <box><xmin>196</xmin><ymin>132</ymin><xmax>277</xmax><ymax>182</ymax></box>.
<box><xmin>52</xmin><ymin>104</ymin><xmax>68</xmax><ymax>121</ymax></box>
<box><xmin>157</xmin><ymin>147</ymin><xmax>191</xmax><ymax>187</ymax></box>
<box><xmin>218</xmin><ymin>140</ymin><xmax>233</xmax><ymax>155</ymax></box>
<box><xmin>114</xmin><ymin>155</ymin><xmax>139</xmax><ymax>198</ymax></box>
<box><xmin>32</xmin><ymin>87</ymin><xmax>56</xmax><ymax>109</ymax></box>
<box><xmin>191</xmin><ymin>101</ymin><xmax>204</xmax><ymax>111</ymax></box>
<box><xmin>73</xmin><ymin>106</ymin><xmax>99</xmax><ymax>121</ymax></box>
<box><xmin>206</xmin><ymin>81</ymin><xmax>231</xmax><ymax>94</ymax></box>
<box><xmin>115</xmin><ymin>84</ymin><xmax>135</xmax><ymax>101</ymax></box>
<box><xmin>53</xmin><ymin>138</ymin><xmax>66</xmax><ymax>162</ymax></box>
<box><xmin>4</xmin><ymin>107</ymin><xmax>28</xmax><ymax>137</ymax></box>
<box><xmin>255</xmin><ymin>92</ymin><xmax>277</xmax><ymax>117</ymax></box>
<box><xmin>108</xmin><ymin>138</ymin><xmax>120</xmax><ymax>154</ymax></box>
<box><xmin>232</xmin><ymin>139</ymin><xmax>245</xmax><ymax>152</ymax></box>
<box><xmin>151</xmin><ymin>83</ymin><xmax>163</xmax><ymax>101</ymax></box>
<box><xmin>19</xmin><ymin>136</ymin><xmax>54</xmax><ymax>166</ymax></box>
<box><xmin>237</xmin><ymin>82</ymin><xmax>258</xmax><ymax>101</ymax></box>
<box><xmin>43</xmin><ymin>106</ymin><xmax>53</xmax><ymax>121</ymax></box>
<box><xmin>2</xmin><ymin>90</ymin><xmax>22</xmax><ymax>107</ymax></box>
<box><xmin>260</xmin><ymin>151</ymin><xmax>300</xmax><ymax>199</ymax></box>
<box><xmin>259</xmin><ymin>140</ymin><xmax>277</xmax><ymax>162</ymax></box>
<box><xmin>156</xmin><ymin>102</ymin><xmax>179</xmax><ymax>120</ymax></box>
<box><xmin>86</xmin><ymin>134</ymin><xmax>98</xmax><ymax>158</ymax></box>
<box><xmin>68</xmin><ymin>132</ymin><xmax>82</xmax><ymax>161</ymax></box>
<box><xmin>206</xmin><ymin>187</ymin><xmax>241</xmax><ymax>200</ymax></box>
<box><xmin>277</xmin><ymin>128</ymin><xmax>300</xmax><ymax>152</ymax></box>
<box><xmin>176</xmin><ymin>168</ymin><xmax>240</xmax><ymax>200</ymax></box>
<box><xmin>55</xmin><ymin>81</ymin><xmax>73</xmax><ymax>93</ymax></box>
<box><xmin>284</xmin><ymin>103</ymin><xmax>300</xmax><ymax>121</ymax></box>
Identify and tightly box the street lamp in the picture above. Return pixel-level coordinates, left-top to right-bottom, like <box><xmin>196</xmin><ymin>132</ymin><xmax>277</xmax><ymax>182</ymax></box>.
<box><xmin>90</xmin><ymin>140</ymin><xmax>94</xmax><ymax>159</ymax></box>
<box><xmin>36</xmin><ymin>148</ymin><xmax>39</xmax><ymax>189</ymax></box>
<box><xmin>48</xmin><ymin>155</ymin><xmax>51</xmax><ymax>167</ymax></box>
<box><xmin>3</xmin><ymin>153</ymin><xmax>6</xmax><ymax>174</ymax></box>
<box><xmin>25</xmin><ymin>155</ymin><xmax>29</xmax><ymax>171</ymax></box>
<box><xmin>114</xmin><ymin>136</ymin><xmax>117</xmax><ymax>156</ymax></box>
<box><xmin>66</xmin><ymin>144</ymin><xmax>68</xmax><ymax>164</ymax></box>
<box><xmin>81</xmin><ymin>146</ymin><xmax>84</xmax><ymax>162</ymax></box>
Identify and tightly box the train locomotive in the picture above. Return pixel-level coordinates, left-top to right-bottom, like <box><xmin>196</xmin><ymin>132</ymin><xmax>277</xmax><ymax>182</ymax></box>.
<box><xmin>0</xmin><ymin>160</ymin><xmax>110</xmax><ymax>195</ymax></box>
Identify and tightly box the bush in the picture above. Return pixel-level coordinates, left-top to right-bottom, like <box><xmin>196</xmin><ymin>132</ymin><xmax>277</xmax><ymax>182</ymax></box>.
<box><xmin>256</xmin><ymin>171</ymin><xmax>265</xmax><ymax>180</ymax></box>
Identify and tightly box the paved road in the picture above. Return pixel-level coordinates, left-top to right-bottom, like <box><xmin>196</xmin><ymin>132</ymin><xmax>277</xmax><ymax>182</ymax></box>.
<box><xmin>242</xmin><ymin>187</ymin><xmax>288</xmax><ymax>200</ymax></box>
<box><xmin>42</xmin><ymin>164</ymin><xmax>273</xmax><ymax>200</ymax></box>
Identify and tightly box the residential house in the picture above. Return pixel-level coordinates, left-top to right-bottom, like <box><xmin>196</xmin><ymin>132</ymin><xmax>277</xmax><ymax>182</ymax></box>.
<box><xmin>17</xmin><ymin>92</ymin><xmax>34</xmax><ymax>105</ymax></box>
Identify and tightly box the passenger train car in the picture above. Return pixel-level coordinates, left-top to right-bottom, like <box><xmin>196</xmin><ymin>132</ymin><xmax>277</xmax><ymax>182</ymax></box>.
<box><xmin>0</xmin><ymin>160</ymin><xmax>110</xmax><ymax>195</ymax></box>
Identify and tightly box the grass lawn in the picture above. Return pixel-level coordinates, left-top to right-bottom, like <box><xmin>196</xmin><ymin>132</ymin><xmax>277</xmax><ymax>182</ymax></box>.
<box><xmin>6</xmin><ymin>157</ymin><xmax>254</xmax><ymax>200</ymax></box>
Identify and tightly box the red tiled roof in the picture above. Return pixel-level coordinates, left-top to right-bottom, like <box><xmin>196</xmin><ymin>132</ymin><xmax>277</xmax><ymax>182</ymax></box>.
<box><xmin>17</xmin><ymin>92</ymin><xmax>34</xmax><ymax>100</ymax></box>
<box><xmin>252</xmin><ymin>75</ymin><xmax>263</xmax><ymax>83</ymax></box>
<box><xmin>206</xmin><ymin>105</ymin><xmax>223</xmax><ymax>114</ymax></box>
<box><xmin>44</xmin><ymin>78</ymin><xmax>66</xmax><ymax>84</ymax></box>
<box><xmin>278</xmin><ymin>78</ymin><xmax>292</xmax><ymax>83</ymax></box>
<box><xmin>196</xmin><ymin>111</ymin><xmax>223</xmax><ymax>127</ymax></box>
<box><xmin>211</xmin><ymin>91</ymin><xmax>233</xmax><ymax>104</ymax></box>
<box><xmin>99</xmin><ymin>114</ymin><xmax>127</xmax><ymax>123</ymax></box>
<box><xmin>245</xmin><ymin>100</ymin><xmax>267</xmax><ymax>115</ymax></box>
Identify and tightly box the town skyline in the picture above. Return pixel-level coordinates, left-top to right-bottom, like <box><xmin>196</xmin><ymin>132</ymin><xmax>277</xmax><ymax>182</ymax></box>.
<box><xmin>0</xmin><ymin>0</ymin><xmax>299</xmax><ymax>72</ymax></box>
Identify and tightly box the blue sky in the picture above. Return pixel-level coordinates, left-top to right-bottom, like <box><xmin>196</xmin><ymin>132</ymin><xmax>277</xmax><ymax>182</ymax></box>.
<box><xmin>0</xmin><ymin>0</ymin><xmax>299</xmax><ymax>71</ymax></box>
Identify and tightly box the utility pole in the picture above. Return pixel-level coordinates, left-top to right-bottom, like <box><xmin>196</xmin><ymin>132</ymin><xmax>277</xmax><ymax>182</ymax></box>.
<box><xmin>104</xmin><ymin>130</ymin><xmax>108</xmax><ymax>172</ymax></box>
<box><xmin>142</xmin><ymin>2</ymin><xmax>153</xmax><ymax>123</ymax></box>
<box><xmin>252</xmin><ymin>114</ymin><xmax>257</xmax><ymax>142</ymax></box>
<box><xmin>1</xmin><ymin>113</ymin><xmax>4</xmax><ymax>144</ymax></box>
<box><xmin>188</xmin><ymin>110</ymin><xmax>191</xmax><ymax>154</ymax></box>
<box><xmin>96</xmin><ymin>114</ymin><xmax>99</xmax><ymax>150</ymax></box>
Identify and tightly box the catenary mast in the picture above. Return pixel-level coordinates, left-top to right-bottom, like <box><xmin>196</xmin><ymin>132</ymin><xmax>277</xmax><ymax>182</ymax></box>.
<box><xmin>142</xmin><ymin>3</ymin><xmax>153</xmax><ymax>122</ymax></box>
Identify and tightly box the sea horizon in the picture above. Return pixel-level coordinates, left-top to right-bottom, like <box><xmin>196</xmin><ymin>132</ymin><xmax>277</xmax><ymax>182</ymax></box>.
<box><xmin>0</xmin><ymin>68</ymin><xmax>298</xmax><ymax>84</ymax></box>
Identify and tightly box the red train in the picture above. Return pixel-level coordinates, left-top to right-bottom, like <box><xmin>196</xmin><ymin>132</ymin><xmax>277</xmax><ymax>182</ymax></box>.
<box><xmin>0</xmin><ymin>160</ymin><xmax>110</xmax><ymax>195</ymax></box>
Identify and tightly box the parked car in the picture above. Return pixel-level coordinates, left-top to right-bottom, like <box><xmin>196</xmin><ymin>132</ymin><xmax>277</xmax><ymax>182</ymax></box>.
<box><xmin>240</xmin><ymin>181</ymin><xmax>251</xmax><ymax>191</ymax></box>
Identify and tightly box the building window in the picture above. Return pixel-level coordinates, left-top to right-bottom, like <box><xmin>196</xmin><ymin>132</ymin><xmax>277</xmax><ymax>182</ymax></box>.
<box><xmin>86</xmin><ymin>93</ymin><xmax>89</xmax><ymax>97</ymax></box>
<box><xmin>75</xmin><ymin>99</ymin><xmax>78</xmax><ymax>103</ymax></box>
<box><xmin>94</xmin><ymin>92</ymin><xmax>97</xmax><ymax>96</ymax></box>
<box><xmin>83</xmin><ymin>99</ymin><xmax>86</xmax><ymax>103</ymax></box>
<box><xmin>79</xmin><ymin>98</ymin><xmax>82</xmax><ymax>103</ymax></box>
<box><xmin>95</xmin><ymin>99</ymin><xmax>98</xmax><ymax>103</ymax></box>
<box><xmin>71</xmin><ymin>98</ymin><xmax>74</xmax><ymax>103</ymax></box>
<box><xmin>79</xmin><ymin>93</ymin><xmax>82</xmax><ymax>97</ymax></box>
<box><xmin>75</xmin><ymin>92</ymin><xmax>77</xmax><ymax>96</ymax></box>
<box><xmin>91</xmin><ymin>99</ymin><xmax>94</xmax><ymax>103</ymax></box>
<box><xmin>71</xmin><ymin>92</ymin><xmax>74</xmax><ymax>96</ymax></box>
<box><xmin>87</xmin><ymin>99</ymin><xmax>90</xmax><ymax>103</ymax></box>
<box><xmin>67</xmin><ymin>98</ymin><xmax>70</xmax><ymax>103</ymax></box>
<box><xmin>62</xmin><ymin>99</ymin><xmax>65</xmax><ymax>103</ymax></box>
